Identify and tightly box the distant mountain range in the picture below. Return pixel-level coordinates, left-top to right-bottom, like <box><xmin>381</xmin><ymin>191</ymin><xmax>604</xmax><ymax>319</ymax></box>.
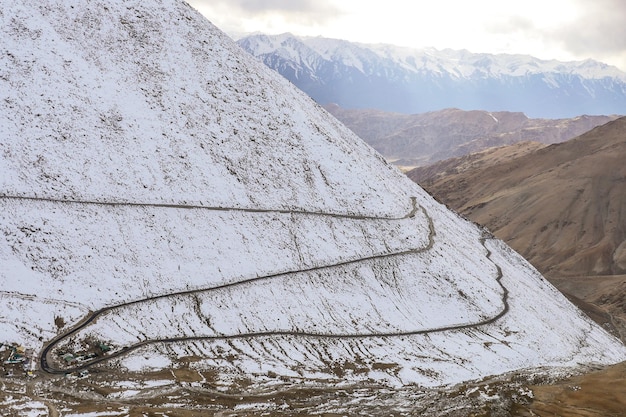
<box><xmin>323</xmin><ymin>105</ymin><xmax>618</xmax><ymax>168</ymax></box>
<box><xmin>237</xmin><ymin>33</ymin><xmax>626</xmax><ymax>118</ymax></box>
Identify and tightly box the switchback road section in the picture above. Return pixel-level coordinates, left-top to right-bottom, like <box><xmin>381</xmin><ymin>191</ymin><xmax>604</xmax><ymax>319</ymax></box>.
<box><xmin>0</xmin><ymin>194</ymin><xmax>508</xmax><ymax>374</ymax></box>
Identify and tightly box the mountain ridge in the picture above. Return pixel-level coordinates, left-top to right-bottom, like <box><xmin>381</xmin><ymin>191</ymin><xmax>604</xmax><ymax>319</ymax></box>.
<box><xmin>237</xmin><ymin>33</ymin><xmax>626</xmax><ymax>118</ymax></box>
<box><xmin>322</xmin><ymin>104</ymin><xmax>619</xmax><ymax>167</ymax></box>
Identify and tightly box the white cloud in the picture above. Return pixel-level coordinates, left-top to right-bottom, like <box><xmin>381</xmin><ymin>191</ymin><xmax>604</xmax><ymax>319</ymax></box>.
<box><xmin>188</xmin><ymin>0</ymin><xmax>626</xmax><ymax>70</ymax></box>
<box><xmin>189</xmin><ymin>0</ymin><xmax>341</xmax><ymax>35</ymax></box>
<box><xmin>550</xmin><ymin>0</ymin><xmax>626</xmax><ymax>67</ymax></box>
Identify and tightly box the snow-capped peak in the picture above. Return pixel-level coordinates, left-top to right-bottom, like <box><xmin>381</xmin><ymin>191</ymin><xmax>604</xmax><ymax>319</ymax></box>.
<box><xmin>237</xmin><ymin>33</ymin><xmax>626</xmax><ymax>118</ymax></box>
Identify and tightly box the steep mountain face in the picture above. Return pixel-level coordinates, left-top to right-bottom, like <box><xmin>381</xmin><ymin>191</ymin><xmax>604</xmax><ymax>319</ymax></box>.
<box><xmin>1</xmin><ymin>0</ymin><xmax>625</xmax><ymax>395</ymax></box>
<box><xmin>323</xmin><ymin>104</ymin><xmax>617</xmax><ymax>167</ymax></box>
<box><xmin>408</xmin><ymin>117</ymin><xmax>626</xmax><ymax>279</ymax></box>
<box><xmin>236</xmin><ymin>33</ymin><xmax>626</xmax><ymax>119</ymax></box>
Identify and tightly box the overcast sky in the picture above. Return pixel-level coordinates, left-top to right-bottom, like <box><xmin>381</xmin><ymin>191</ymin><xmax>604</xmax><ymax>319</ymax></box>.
<box><xmin>188</xmin><ymin>0</ymin><xmax>626</xmax><ymax>71</ymax></box>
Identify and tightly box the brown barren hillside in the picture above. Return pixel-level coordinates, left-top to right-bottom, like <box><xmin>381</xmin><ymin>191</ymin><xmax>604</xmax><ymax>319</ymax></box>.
<box><xmin>324</xmin><ymin>104</ymin><xmax>619</xmax><ymax>168</ymax></box>
<box><xmin>512</xmin><ymin>361</ymin><xmax>626</xmax><ymax>417</ymax></box>
<box><xmin>408</xmin><ymin>117</ymin><xmax>626</xmax><ymax>279</ymax></box>
<box><xmin>409</xmin><ymin>141</ymin><xmax>548</xmax><ymax>184</ymax></box>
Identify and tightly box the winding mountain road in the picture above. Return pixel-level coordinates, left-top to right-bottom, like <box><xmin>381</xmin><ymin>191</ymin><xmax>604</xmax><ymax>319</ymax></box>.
<box><xmin>0</xmin><ymin>194</ymin><xmax>419</xmax><ymax>220</ymax></box>
<box><xmin>0</xmin><ymin>194</ymin><xmax>509</xmax><ymax>374</ymax></box>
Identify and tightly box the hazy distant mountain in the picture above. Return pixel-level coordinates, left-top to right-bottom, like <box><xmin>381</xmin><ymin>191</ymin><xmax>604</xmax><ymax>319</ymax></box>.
<box><xmin>1</xmin><ymin>1</ymin><xmax>625</xmax><ymax>413</ymax></box>
<box><xmin>237</xmin><ymin>33</ymin><xmax>626</xmax><ymax>119</ymax></box>
<box><xmin>408</xmin><ymin>117</ymin><xmax>626</xmax><ymax>278</ymax></box>
<box><xmin>323</xmin><ymin>105</ymin><xmax>619</xmax><ymax>167</ymax></box>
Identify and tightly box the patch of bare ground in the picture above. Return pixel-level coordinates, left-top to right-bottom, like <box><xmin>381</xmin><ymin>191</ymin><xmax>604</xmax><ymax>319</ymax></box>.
<box><xmin>6</xmin><ymin>365</ymin><xmax>622</xmax><ymax>416</ymax></box>
<box><xmin>513</xmin><ymin>361</ymin><xmax>626</xmax><ymax>416</ymax></box>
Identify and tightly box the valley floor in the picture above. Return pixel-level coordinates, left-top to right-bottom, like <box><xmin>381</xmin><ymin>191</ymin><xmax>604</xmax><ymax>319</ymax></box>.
<box><xmin>3</xmin><ymin>361</ymin><xmax>626</xmax><ymax>416</ymax></box>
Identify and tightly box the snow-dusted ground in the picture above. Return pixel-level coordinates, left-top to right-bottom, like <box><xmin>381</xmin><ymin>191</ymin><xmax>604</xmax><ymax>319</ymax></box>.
<box><xmin>1</xmin><ymin>0</ymin><xmax>625</xmax><ymax>389</ymax></box>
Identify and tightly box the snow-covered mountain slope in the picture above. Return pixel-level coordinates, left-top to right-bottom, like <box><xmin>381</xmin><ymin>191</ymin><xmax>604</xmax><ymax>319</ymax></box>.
<box><xmin>1</xmin><ymin>0</ymin><xmax>625</xmax><ymax>388</ymax></box>
<box><xmin>237</xmin><ymin>33</ymin><xmax>626</xmax><ymax>118</ymax></box>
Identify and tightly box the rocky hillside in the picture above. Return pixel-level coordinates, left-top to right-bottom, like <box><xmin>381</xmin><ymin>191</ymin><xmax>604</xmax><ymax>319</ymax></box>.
<box><xmin>324</xmin><ymin>105</ymin><xmax>618</xmax><ymax>168</ymax></box>
<box><xmin>409</xmin><ymin>141</ymin><xmax>548</xmax><ymax>184</ymax></box>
